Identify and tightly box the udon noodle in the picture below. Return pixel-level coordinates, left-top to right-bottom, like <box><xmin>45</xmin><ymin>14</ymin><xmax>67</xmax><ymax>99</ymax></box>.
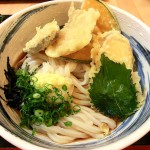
<box><xmin>21</xmin><ymin>53</ymin><xmax>116</xmax><ymax>144</ymax></box>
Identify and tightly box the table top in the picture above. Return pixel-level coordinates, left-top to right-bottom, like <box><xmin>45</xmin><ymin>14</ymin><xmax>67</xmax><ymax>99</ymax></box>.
<box><xmin>0</xmin><ymin>0</ymin><xmax>150</xmax><ymax>149</ymax></box>
<box><xmin>0</xmin><ymin>0</ymin><xmax>150</xmax><ymax>26</ymax></box>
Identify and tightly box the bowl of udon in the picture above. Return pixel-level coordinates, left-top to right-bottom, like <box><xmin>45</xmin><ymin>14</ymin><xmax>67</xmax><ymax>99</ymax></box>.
<box><xmin>0</xmin><ymin>0</ymin><xmax>150</xmax><ymax>149</ymax></box>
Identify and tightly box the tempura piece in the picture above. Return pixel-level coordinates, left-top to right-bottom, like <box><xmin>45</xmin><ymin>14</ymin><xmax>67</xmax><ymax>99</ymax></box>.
<box><xmin>45</xmin><ymin>5</ymin><xmax>100</xmax><ymax>57</ymax></box>
<box><xmin>23</xmin><ymin>20</ymin><xmax>59</xmax><ymax>53</ymax></box>
<box><xmin>89</xmin><ymin>31</ymin><xmax>134</xmax><ymax>79</ymax></box>
<box><xmin>100</xmin><ymin>31</ymin><xmax>134</xmax><ymax>70</ymax></box>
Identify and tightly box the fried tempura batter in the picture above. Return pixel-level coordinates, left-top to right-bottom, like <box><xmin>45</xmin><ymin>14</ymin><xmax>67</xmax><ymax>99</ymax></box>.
<box><xmin>45</xmin><ymin>4</ymin><xmax>100</xmax><ymax>57</ymax></box>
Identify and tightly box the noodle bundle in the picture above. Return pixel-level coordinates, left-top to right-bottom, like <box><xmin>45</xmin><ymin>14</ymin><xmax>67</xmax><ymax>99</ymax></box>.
<box><xmin>21</xmin><ymin>53</ymin><xmax>116</xmax><ymax>144</ymax></box>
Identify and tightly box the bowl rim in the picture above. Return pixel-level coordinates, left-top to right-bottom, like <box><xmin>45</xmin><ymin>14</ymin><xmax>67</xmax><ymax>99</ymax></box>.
<box><xmin>0</xmin><ymin>0</ymin><xmax>150</xmax><ymax>150</ymax></box>
<box><xmin>0</xmin><ymin>117</ymin><xmax>150</xmax><ymax>150</ymax></box>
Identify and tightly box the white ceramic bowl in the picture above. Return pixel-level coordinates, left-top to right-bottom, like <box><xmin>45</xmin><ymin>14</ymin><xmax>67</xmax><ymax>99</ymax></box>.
<box><xmin>0</xmin><ymin>0</ymin><xmax>150</xmax><ymax>150</ymax></box>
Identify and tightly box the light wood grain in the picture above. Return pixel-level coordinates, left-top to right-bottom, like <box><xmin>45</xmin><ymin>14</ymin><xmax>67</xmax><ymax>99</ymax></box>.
<box><xmin>0</xmin><ymin>0</ymin><xmax>150</xmax><ymax>27</ymax></box>
<box><xmin>108</xmin><ymin>0</ymin><xmax>150</xmax><ymax>27</ymax></box>
<box><xmin>0</xmin><ymin>3</ymin><xmax>36</xmax><ymax>14</ymax></box>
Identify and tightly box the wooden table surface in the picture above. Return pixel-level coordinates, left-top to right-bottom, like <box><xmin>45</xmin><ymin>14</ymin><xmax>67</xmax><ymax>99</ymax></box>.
<box><xmin>0</xmin><ymin>0</ymin><xmax>150</xmax><ymax>27</ymax></box>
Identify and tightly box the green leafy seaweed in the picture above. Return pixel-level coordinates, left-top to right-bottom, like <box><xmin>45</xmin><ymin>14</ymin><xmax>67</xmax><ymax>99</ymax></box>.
<box><xmin>89</xmin><ymin>54</ymin><xmax>138</xmax><ymax>120</ymax></box>
<box><xmin>0</xmin><ymin>57</ymin><xmax>22</xmax><ymax>109</ymax></box>
<box><xmin>0</xmin><ymin>15</ymin><xmax>10</xmax><ymax>23</ymax></box>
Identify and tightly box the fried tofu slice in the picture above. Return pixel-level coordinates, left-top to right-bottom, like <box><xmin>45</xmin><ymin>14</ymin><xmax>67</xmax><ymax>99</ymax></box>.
<box><xmin>45</xmin><ymin>5</ymin><xmax>100</xmax><ymax>58</ymax></box>
<box><xmin>23</xmin><ymin>20</ymin><xmax>59</xmax><ymax>54</ymax></box>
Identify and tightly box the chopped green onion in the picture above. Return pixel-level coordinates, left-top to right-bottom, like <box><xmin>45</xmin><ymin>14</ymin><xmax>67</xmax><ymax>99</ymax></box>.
<box><xmin>62</xmin><ymin>85</ymin><xmax>67</xmax><ymax>91</ymax></box>
<box><xmin>64</xmin><ymin>121</ymin><xmax>72</xmax><ymax>126</ymax></box>
<box><xmin>59</xmin><ymin>95</ymin><xmax>64</xmax><ymax>101</ymax></box>
<box><xmin>53</xmin><ymin>87</ymin><xmax>59</xmax><ymax>93</ymax></box>
<box><xmin>45</xmin><ymin>118</ymin><xmax>52</xmax><ymax>127</ymax></box>
<box><xmin>34</xmin><ymin>110</ymin><xmax>44</xmax><ymax>117</ymax></box>
<box><xmin>73</xmin><ymin>105</ymin><xmax>81</xmax><ymax>113</ymax></box>
<box><xmin>33</xmin><ymin>93</ymin><xmax>41</xmax><ymax>99</ymax></box>
<box><xmin>32</xmin><ymin>128</ymin><xmax>36</xmax><ymax>136</ymax></box>
<box><xmin>51</xmin><ymin>96</ymin><xmax>57</xmax><ymax>102</ymax></box>
<box><xmin>34</xmin><ymin>117</ymin><xmax>44</xmax><ymax>125</ymax></box>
